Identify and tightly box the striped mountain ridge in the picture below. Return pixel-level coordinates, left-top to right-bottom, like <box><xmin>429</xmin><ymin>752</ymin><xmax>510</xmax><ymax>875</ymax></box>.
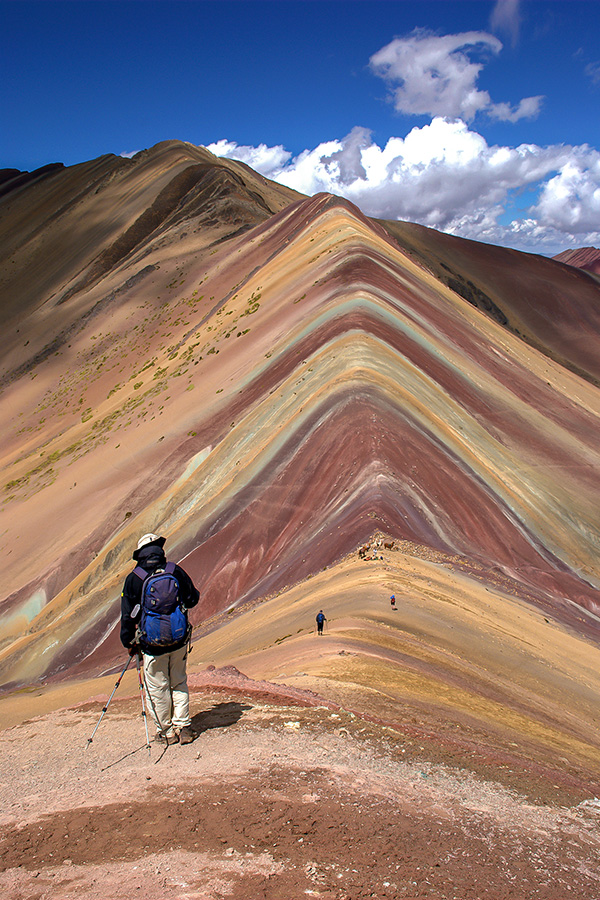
<box><xmin>1</xmin><ymin>142</ymin><xmax>600</xmax><ymax>724</ymax></box>
<box><xmin>553</xmin><ymin>246</ymin><xmax>600</xmax><ymax>275</ymax></box>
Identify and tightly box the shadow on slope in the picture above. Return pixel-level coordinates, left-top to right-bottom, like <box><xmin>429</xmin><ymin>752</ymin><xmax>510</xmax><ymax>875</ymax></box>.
<box><xmin>381</xmin><ymin>218</ymin><xmax>600</xmax><ymax>385</ymax></box>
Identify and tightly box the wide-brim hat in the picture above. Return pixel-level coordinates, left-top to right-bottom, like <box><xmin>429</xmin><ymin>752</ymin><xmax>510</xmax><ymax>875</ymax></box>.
<box><xmin>132</xmin><ymin>532</ymin><xmax>166</xmax><ymax>560</ymax></box>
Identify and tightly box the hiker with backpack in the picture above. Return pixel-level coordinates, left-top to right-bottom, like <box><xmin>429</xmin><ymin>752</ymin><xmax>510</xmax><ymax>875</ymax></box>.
<box><xmin>316</xmin><ymin>610</ymin><xmax>326</xmax><ymax>635</ymax></box>
<box><xmin>120</xmin><ymin>533</ymin><xmax>199</xmax><ymax>745</ymax></box>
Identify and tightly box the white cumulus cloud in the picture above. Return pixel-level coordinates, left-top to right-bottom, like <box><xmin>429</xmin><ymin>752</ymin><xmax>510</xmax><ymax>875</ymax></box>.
<box><xmin>534</xmin><ymin>155</ymin><xmax>600</xmax><ymax>233</ymax></box>
<box><xmin>210</xmin><ymin>120</ymin><xmax>600</xmax><ymax>256</ymax></box>
<box><xmin>585</xmin><ymin>60</ymin><xmax>600</xmax><ymax>86</ymax></box>
<box><xmin>206</xmin><ymin>140</ymin><xmax>291</xmax><ymax>179</ymax></box>
<box><xmin>490</xmin><ymin>0</ymin><xmax>521</xmax><ymax>47</ymax></box>
<box><xmin>207</xmin><ymin>29</ymin><xmax>599</xmax><ymax>256</ymax></box>
<box><xmin>369</xmin><ymin>30</ymin><xmax>542</xmax><ymax>123</ymax></box>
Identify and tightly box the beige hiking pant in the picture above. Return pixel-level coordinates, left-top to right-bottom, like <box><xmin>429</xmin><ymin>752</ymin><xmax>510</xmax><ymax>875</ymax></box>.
<box><xmin>142</xmin><ymin>644</ymin><xmax>191</xmax><ymax>736</ymax></box>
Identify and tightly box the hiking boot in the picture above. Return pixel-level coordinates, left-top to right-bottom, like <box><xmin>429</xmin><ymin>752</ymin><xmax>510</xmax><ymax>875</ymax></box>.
<box><xmin>178</xmin><ymin>725</ymin><xmax>196</xmax><ymax>744</ymax></box>
<box><xmin>154</xmin><ymin>731</ymin><xmax>179</xmax><ymax>745</ymax></box>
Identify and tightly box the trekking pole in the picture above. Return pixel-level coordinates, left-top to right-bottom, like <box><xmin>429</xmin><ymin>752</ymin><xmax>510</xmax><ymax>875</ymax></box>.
<box><xmin>86</xmin><ymin>654</ymin><xmax>133</xmax><ymax>749</ymax></box>
<box><xmin>135</xmin><ymin>652</ymin><xmax>152</xmax><ymax>757</ymax></box>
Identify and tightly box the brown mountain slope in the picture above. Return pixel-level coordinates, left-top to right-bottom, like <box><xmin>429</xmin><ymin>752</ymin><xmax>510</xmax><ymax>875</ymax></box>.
<box><xmin>0</xmin><ymin>140</ymin><xmax>301</xmax><ymax>382</ymax></box>
<box><xmin>553</xmin><ymin>246</ymin><xmax>600</xmax><ymax>275</ymax></box>
<box><xmin>381</xmin><ymin>220</ymin><xmax>600</xmax><ymax>385</ymax></box>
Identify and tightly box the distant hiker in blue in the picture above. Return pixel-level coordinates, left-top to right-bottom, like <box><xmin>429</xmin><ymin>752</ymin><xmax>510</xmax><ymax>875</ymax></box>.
<box><xmin>316</xmin><ymin>610</ymin><xmax>326</xmax><ymax>635</ymax></box>
<box><xmin>121</xmin><ymin>533</ymin><xmax>199</xmax><ymax>745</ymax></box>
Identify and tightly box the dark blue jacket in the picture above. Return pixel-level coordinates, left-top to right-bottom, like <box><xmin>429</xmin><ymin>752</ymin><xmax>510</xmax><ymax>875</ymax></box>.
<box><xmin>120</xmin><ymin>546</ymin><xmax>199</xmax><ymax>654</ymax></box>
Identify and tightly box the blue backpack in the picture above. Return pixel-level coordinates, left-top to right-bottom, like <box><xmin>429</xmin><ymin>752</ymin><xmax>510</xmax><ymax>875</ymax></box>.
<box><xmin>134</xmin><ymin>562</ymin><xmax>189</xmax><ymax>649</ymax></box>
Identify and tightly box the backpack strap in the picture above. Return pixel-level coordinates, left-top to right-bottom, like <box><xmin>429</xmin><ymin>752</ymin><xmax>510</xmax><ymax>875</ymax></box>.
<box><xmin>133</xmin><ymin>561</ymin><xmax>176</xmax><ymax>581</ymax></box>
<box><xmin>133</xmin><ymin>565</ymin><xmax>148</xmax><ymax>582</ymax></box>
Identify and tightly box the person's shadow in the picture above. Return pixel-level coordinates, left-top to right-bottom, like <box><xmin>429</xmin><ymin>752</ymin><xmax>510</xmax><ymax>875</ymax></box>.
<box><xmin>191</xmin><ymin>701</ymin><xmax>252</xmax><ymax>735</ymax></box>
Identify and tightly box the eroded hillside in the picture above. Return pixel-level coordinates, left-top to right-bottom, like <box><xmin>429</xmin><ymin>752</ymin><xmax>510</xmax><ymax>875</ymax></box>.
<box><xmin>3</xmin><ymin>142</ymin><xmax>600</xmax><ymax>898</ymax></box>
<box><xmin>1</xmin><ymin>143</ymin><xmax>600</xmax><ymax>770</ymax></box>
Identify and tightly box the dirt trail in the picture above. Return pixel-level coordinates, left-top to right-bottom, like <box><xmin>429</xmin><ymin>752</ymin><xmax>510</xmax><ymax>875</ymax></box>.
<box><xmin>1</xmin><ymin>668</ymin><xmax>600</xmax><ymax>900</ymax></box>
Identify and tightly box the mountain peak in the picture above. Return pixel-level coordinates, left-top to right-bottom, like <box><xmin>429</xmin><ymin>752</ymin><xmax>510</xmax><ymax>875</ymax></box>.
<box><xmin>553</xmin><ymin>246</ymin><xmax>600</xmax><ymax>274</ymax></box>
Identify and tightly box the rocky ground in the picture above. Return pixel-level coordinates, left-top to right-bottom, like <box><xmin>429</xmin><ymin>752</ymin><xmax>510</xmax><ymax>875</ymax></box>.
<box><xmin>1</xmin><ymin>667</ymin><xmax>600</xmax><ymax>900</ymax></box>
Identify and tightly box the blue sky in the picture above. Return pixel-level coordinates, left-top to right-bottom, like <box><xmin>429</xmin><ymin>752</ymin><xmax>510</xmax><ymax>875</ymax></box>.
<box><xmin>2</xmin><ymin>0</ymin><xmax>599</xmax><ymax>255</ymax></box>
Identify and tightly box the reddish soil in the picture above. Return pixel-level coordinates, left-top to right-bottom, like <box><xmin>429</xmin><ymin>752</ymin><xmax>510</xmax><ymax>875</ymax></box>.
<box><xmin>1</xmin><ymin>668</ymin><xmax>600</xmax><ymax>900</ymax></box>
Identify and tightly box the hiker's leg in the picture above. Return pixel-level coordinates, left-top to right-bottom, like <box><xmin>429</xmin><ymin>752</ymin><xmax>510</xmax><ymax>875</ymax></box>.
<box><xmin>169</xmin><ymin>644</ymin><xmax>191</xmax><ymax>729</ymax></box>
<box><xmin>143</xmin><ymin>651</ymin><xmax>175</xmax><ymax>735</ymax></box>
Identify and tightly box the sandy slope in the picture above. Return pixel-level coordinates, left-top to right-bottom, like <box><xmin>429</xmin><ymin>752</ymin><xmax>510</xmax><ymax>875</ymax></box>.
<box><xmin>1</xmin><ymin>669</ymin><xmax>600</xmax><ymax>900</ymax></box>
<box><xmin>2</xmin><ymin>543</ymin><xmax>600</xmax><ymax>898</ymax></box>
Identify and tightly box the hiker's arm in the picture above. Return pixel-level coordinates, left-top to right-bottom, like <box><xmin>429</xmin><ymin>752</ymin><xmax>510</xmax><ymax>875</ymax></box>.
<box><xmin>175</xmin><ymin>565</ymin><xmax>200</xmax><ymax>609</ymax></box>
<box><xmin>120</xmin><ymin>574</ymin><xmax>140</xmax><ymax>648</ymax></box>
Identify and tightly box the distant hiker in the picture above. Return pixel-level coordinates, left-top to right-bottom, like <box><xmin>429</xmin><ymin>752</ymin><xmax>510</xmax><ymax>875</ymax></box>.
<box><xmin>316</xmin><ymin>610</ymin><xmax>326</xmax><ymax>635</ymax></box>
<box><xmin>120</xmin><ymin>533</ymin><xmax>199</xmax><ymax>745</ymax></box>
<box><xmin>390</xmin><ymin>594</ymin><xmax>396</xmax><ymax>609</ymax></box>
